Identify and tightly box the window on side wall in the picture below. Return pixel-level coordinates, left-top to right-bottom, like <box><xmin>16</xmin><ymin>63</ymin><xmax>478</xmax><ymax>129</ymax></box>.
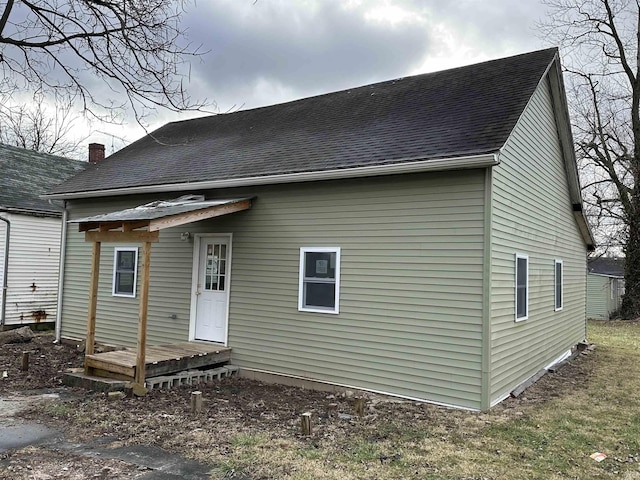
<box><xmin>515</xmin><ymin>253</ymin><xmax>528</xmax><ymax>321</ymax></box>
<box><xmin>554</xmin><ymin>259</ymin><xmax>563</xmax><ymax>311</ymax></box>
<box><xmin>112</xmin><ymin>247</ymin><xmax>138</xmax><ymax>297</ymax></box>
<box><xmin>299</xmin><ymin>247</ymin><xmax>341</xmax><ymax>314</ymax></box>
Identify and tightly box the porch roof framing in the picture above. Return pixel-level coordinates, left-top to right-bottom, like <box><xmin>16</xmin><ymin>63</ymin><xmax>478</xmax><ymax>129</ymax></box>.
<box><xmin>75</xmin><ymin>196</ymin><xmax>252</xmax><ymax>393</ymax></box>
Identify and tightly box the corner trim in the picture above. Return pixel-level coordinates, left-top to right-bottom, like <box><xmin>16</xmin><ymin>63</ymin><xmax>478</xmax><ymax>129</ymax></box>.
<box><xmin>481</xmin><ymin>167</ymin><xmax>493</xmax><ymax>411</ymax></box>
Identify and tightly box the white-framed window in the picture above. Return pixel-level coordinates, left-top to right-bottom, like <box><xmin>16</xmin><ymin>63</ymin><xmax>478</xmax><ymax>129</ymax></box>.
<box><xmin>298</xmin><ymin>247</ymin><xmax>341</xmax><ymax>314</ymax></box>
<box><xmin>112</xmin><ymin>247</ymin><xmax>138</xmax><ymax>297</ymax></box>
<box><xmin>515</xmin><ymin>253</ymin><xmax>529</xmax><ymax>321</ymax></box>
<box><xmin>554</xmin><ymin>259</ymin><xmax>563</xmax><ymax>311</ymax></box>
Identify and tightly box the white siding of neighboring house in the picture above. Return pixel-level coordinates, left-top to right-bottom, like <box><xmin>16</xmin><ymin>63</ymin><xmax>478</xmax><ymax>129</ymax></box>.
<box><xmin>0</xmin><ymin>212</ymin><xmax>62</xmax><ymax>325</ymax></box>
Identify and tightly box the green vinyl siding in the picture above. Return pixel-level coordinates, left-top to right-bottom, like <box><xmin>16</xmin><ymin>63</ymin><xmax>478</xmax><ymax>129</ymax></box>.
<box><xmin>61</xmin><ymin>195</ymin><xmax>196</xmax><ymax>346</ymax></box>
<box><xmin>489</xmin><ymin>76</ymin><xmax>587</xmax><ymax>404</ymax></box>
<box><xmin>61</xmin><ymin>170</ymin><xmax>486</xmax><ymax>409</ymax></box>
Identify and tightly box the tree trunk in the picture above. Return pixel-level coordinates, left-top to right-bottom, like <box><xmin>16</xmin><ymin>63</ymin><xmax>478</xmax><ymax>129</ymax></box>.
<box><xmin>621</xmin><ymin>167</ymin><xmax>640</xmax><ymax>319</ymax></box>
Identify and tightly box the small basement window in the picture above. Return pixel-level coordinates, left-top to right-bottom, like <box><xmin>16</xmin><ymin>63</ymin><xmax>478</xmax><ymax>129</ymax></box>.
<box><xmin>113</xmin><ymin>247</ymin><xmax>138</xmax><ymax>297</ymax></box>
<box><xmin>555</xmin><ymin>259</ymin><xmax>563</xmax><ymax>311</ymax></box>
<box><xmin>299</xmin><ymin>247</ymin><xmax>341</xmax><ymax>314</ymax></box>
<box><xmin>515</xmin><ymin>253</ymin><xmax>528</xmax><ymax>321</ymax></box>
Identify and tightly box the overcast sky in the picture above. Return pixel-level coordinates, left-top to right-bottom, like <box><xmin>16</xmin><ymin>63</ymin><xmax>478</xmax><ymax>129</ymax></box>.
<box><xmin>91</xmin><ymin>0</ymin><xmax>552</xmax><ymax>156</ymax></box>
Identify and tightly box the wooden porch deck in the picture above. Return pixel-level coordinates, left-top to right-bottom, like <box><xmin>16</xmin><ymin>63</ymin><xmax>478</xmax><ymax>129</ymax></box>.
<box><xmin>84</xmin><ymin>342</ymin><xmax>231</xmax><ymax>382</ymax></box>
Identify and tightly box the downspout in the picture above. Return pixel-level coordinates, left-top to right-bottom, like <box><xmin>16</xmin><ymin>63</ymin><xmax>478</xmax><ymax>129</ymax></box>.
<box><xmin>0</xmin><ymin>215</ymin><xmax>9</xmax><ymax>327</ymax></box>
<box><xmin>54</xmin><ymin>201</ymin><xmax>68</xmax><ymax>343</ymax></box>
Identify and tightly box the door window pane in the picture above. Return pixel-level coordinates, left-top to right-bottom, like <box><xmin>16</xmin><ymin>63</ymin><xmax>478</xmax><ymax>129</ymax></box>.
<box><xmin>204</xmin><ymin>242</ymin><xmax>227</xmax><ymax>292</ymax></box>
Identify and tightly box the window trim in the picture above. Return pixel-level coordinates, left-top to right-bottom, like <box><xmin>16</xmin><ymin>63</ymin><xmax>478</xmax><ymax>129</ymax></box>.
<box><xmin>298</xmin><ymin>247</ymin><xmax>341</xmax><ymax>314</ymax></box>
<box><xmin>515</xmin><ymin>253</ymin><xmax>529</xmax><ymax>322</ymax></box>
<box><xmin>112</xmin><ymin>247</ymin><xmax>138</xmax><ymax>298</ymax></box>
<box><xmin>554</xmin><ymin>259</ymin><xmax>563</xmax><ymax>312</ymax></box>
<box><xmin>611</xmin><ymin>279</ymin><xmax>615</xmax><ymax>300</ymax></box>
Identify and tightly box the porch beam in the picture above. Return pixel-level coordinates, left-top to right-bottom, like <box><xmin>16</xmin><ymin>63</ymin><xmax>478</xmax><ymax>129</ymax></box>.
<box><xmin>123</xmin><ymin>221</ymin><xmax>150</xmax><ymax>231</ymax></box>
<box><xmin>85</xmin><ymin>230</ymin><xmax>159</xmax><ymax>243</ymax></box>
<box><xmin>134</xmin><ymin>241</ymin><xmax>152</xmax><ymax>389</ymax></box>
<box><xmin>84</xmin><ymin>242</ymin><xmax>101</xmax><ymax>366</ymax></box>
<box><xmin>79</xmin><ymin>220</ymin><xmax>151</xmax><ymax>232</ymax></box>
<box><xmin>149</xmin><ymin>199</ymin><xmax>251</xmax><ymax>231</ymax></box>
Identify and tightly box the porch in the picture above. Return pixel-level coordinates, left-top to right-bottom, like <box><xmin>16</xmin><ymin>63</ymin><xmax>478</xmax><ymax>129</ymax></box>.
<box><xmin>84</xmin><ymin>342</ymin><xmax>232</xmax><ymax>382</ymax></box>
<box><xmin>69</xmin><ymin>196</ymin><xmax>252</xmax><ymax>394</ymax></box>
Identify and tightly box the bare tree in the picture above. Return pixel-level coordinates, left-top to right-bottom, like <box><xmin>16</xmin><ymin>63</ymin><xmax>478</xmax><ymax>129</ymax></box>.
<box><xmin>0</xmin><ymin>0</ymin><xmax>207</xmax><ymax>124</ymax></box>
<box><xmin>541</xmin><ymin>0</ymin><xmax>640</xmax><ymax>318</ymax></box>
<box><xmin>0</xmin><ymin>92</ymin><xmax>88</xmax><ymax>158</ymax></box>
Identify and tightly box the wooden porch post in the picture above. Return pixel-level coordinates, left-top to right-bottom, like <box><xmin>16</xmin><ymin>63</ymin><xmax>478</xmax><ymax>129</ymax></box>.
<box><xmin>134</xmin><ymin>241</ymin><xmax>152</xmax><ymax>387</ymax></box>
<box><xmin>85</xmin><ymin>242</ymin><xmax>101</xmax><ymax>367</ymax></box>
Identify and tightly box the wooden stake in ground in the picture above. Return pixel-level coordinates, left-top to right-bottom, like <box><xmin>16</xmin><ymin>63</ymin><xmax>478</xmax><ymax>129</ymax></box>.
<box><xmin>327</xmin><ymin>403</ymin><xmax>338</xmax><ymax>418</ymax></box>
<box><xmin>21</xmin><ymin>351</ymin><xmax>29</xmax><ymax>371</ymax></box>
<box><xmin>191</xmin><ymin>391</ymin><xmax>203</xmax><ymax>413</ymax></box>
<box><xmin>354</xmin><ymin>397</ymin><xmax>366</xmax><ymax>417</ymax></box>
<box><xmin>301</xmin><ymin>412</ymin><xmax>312</xmax><ymax>436</ymax></box>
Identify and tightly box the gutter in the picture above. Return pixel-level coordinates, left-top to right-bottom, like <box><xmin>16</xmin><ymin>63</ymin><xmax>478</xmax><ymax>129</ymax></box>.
<box><xmin>588</xmin><ymin>272</ymin><xmax>624</xmax><ymax>279</ymax></box>
<box><xmin>0</xmin><ymin>206</ymin><xmax>62</xmax><ymax>219</ymax></box>
<box><xmin>42</xmin><ymin>153</ymin><xmax>500</xmax><ymax>200</ymax></box>
<box><xmin>0</xmin><ymin>215</ymin><xmax>9</xmax><ymax>327</ymax></box>
<box><xmin>54</xmin><ymin>202</ymin><xmax>68</xmax><ymax>343</ymax></box>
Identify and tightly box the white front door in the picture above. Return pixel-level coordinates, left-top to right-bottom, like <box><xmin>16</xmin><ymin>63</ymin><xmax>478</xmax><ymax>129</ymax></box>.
<box><xmin>194</xmin><ymin>237</ymin><xmax>230</xmax><ymax>343</ymax></box>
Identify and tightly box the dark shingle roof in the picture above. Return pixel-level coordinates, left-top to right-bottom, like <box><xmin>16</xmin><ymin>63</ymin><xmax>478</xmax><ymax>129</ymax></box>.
<box><xmin>49</xmin><ymin>48</ymin><xmax>558</xmax><ymax>196</ymax></box>
<box><xmin>588</xmin><ymin>257</ymin><xmax>625</xmax><ymax>277</ymax></box>
<box><xmin>0</xmin><ymin>144</ymin><xmax>87</xmax><ymax>214</ymax></box>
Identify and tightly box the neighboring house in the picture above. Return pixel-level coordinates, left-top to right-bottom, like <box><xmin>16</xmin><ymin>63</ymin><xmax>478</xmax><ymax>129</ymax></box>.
<box><xmin>45</xmin><ymin>48</ymin><xmax>594</xmax><ymax>411</ymax></box>
<box><xmin>587</xmin><ymin>257</ymin><xmax>625</xmax><ymax>320</ymax></box>
<box><xmin>0</xmin><ymin>144</ymin><xmax>86</xmax><ymax>328</ymax></box>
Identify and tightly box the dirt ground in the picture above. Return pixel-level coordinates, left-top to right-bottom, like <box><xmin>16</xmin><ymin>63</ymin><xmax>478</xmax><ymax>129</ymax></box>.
<box><xmin>0</xmin><ymin>334</ymin><xmax>84</xmax><ymax>393</ymax></box>
<box><xmin>0</xmin><ymin>333</ymin><xmax>595</xmax><ymax>479</ymax></box>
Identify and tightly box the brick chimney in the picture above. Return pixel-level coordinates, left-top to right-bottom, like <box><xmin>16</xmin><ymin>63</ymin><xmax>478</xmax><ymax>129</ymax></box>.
<box><xmin>88</xmin><ymin>143</ymin><xmax>105</xmax><ymax>164</ymax></box>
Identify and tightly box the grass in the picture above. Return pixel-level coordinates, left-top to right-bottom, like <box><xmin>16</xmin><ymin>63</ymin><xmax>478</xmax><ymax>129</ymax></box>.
<box><xmin>24</xmin><ymin>320</ymin><xmax>640</xmax><ymax>479</ymax></box>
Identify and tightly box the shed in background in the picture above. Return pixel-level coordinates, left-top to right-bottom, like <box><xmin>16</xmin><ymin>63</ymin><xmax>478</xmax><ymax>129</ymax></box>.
<box><xmin>587</xmin><ymin>257</ymin><xmax>625</xmax><ymax>320</ymax></box>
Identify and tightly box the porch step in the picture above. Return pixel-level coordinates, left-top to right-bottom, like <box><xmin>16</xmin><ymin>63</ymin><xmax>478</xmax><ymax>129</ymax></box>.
<box><xmin>63</xmin><ymin>369</ymin><xmax>129</xmax><ymax>392</ymax></box>
<box><xmin>146</xmin><ymin>365</ymin><xmax>239</xmax><ymax>391</ymax></box>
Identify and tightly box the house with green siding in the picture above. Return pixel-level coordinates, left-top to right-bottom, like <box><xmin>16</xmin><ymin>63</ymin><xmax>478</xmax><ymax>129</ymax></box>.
<box><xmin>44</xmin><ymin>48</ymin><xmax>594</xmax><ymax>411</ymax></box>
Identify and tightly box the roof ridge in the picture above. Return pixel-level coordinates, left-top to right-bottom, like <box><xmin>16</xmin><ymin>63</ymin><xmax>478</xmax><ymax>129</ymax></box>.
<box><xmin>0</xmin><ymin>142</ymin><xmax>85</xmax><ymax>164</ymax></box>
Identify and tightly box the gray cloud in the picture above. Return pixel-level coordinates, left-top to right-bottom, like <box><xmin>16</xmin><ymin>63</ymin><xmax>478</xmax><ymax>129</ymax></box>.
<box><xmin>91</xmin><ymin>0</ymin><xmax>552</xmax><ymax>148</ymax></box>
<box><xmin>432</xmin><ymin>0</ymin><xmax>546</xmax><ymax>52</ymax></box>
<box><xmin>182</xmin><ymin>0</ymin><xmax>431</xmax><ymax>110</ymax></box>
